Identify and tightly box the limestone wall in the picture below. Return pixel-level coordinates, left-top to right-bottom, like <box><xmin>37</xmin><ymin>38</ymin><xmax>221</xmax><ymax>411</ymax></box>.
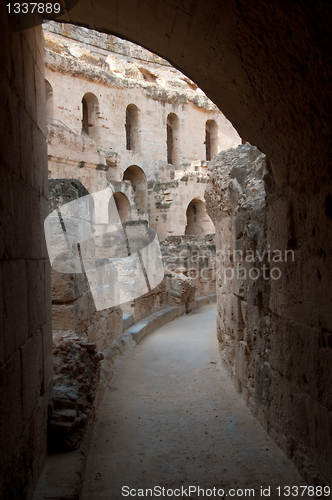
<box><xmin>0</xmin><ymin>11</ymin><xmax>52</xmax><ymax>500</ymax></box>
<box><xmin>206</xmin><ymin>144</ymin><xmax>332</xmax><ymax>486</ymax></box>
<box><xmin>162</xmin><ymin>235</ymin><xmax>217</xmax><ymax>298</ymax></box>
<box><xmin>43</xmin><ymin>22</ymin><xmax>240</xmax><ymax>181</ymax></box>
<box><xmin>43</xmin><ymin>22</ymin><xmax>237</xmax><ymax>240</ymax></box>
<box><xmin>48</xmin><ymin>178</ymin><xmax>214</xmax><ymax>337</ymax></box>
<box><xmin>150</xmin><ymin>164</ymin><xmax>215</xmax><ymax>239</ymax></box>
<box><xmin>47</xmin><ymin>120</ymin><xmax>215</xmax><ymax>237</ymax></box>
<box><xmin>48</xmin><ymin>179</ymin><xmax>123</xmax><ymax>351</ymax></box>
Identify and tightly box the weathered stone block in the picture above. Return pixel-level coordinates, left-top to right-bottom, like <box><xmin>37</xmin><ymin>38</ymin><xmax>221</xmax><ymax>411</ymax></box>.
<box><xmin>23</xmin><ymin>43</ymin><xmax>37</xmax><ymax>125</ymax></box>
<box><xmin>3</xmin><ymin>260</ymin><xmax>28</xmax><ymax>360</ymax></box>
<box><xmin>42</xmin><ymin>320</ymin><xmax>53</xmax><ymax>392</ymax></box>
<box><xmin>27</xmin><ymin>260</ymin><xmax>48</xmax><ymax>336</ymax></box>
<box><xmin>0</xmin><ymin>81</ymin><xmax>21</xmax><ymax>177</ymax></box>
<box><xmin>44</xmin><ymin>260</ymin><xmax>53</xmax><ymax>323</ymax></box>
<box><xmin>19</xmin><ymin>106</ymin><xmax>34</xmax><ymax>183</ymax></box>
<box><xmin>51</xmin><ymin>269</ymin><xmax>85</xmax><ymax>303</ymax></box>
<box><xmin>29</xmin><ymin>185</ymin><xmax>45</xmax><ymax>259</ymax></box>
<box><xmin>21</xmin><ymin>330</ymin><xmax>43</xmax><ymax>423</ymax></box>
<box><xmin>52</xmin><ymin>303</ymin><xmax>78</xmax><ymax>331</ymax></box>
<box><xmin>22</xmin><ymin>26</ymin><xmax>37</xmax><ymax>61</ymax></box>
<box><xmin>0</xmin><ymin>350</ymin><xmax>22</xmax><ymax>470</ymax></box>
<box><xmin>31</xmin><ymin>393</ymin><xmax>49</xmax><ymax>485</ymax></box>
<box><xmin>31</xmin><ymin>125</ymin><xmax>48</xmax><ymax>198</ymax></box>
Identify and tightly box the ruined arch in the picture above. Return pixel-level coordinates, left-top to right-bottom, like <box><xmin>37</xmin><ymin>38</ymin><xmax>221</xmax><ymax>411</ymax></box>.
<box><xmin>123</xmin><ymin>165</ymin><xmax>147</xmax><ymax>214</ymax></box>
<box><xmin>112</xmin><ymin>192</ymin><xmax>131</xmax><ymax>223</ymax></box>
<box><xmin>45</xmin><ymin>79</ymin><xmax>53</xmax><ymax>121</ymax></box>
<box><xmin>167</xmin><ymin>113</ymin><xmax>180</xmax><ymax>167</ymax></box>
<box><xmin>126</xmin><ymin>104</ymin><xmax>140</xmax><ymax>152</ymax></box>
<box><xmin>82</xmin><ymin>92</ymin><xmax>99</xmax><ymax>141</ymax></box>
<box><xmin>205</xmin><ymin>120</ymin><xmax>218</xmax><ymax>161</ymax></box>
<box><xmin>185</xmin><ymin>199</ymin><xmax>212</xmax><ymax>237</ymax></box>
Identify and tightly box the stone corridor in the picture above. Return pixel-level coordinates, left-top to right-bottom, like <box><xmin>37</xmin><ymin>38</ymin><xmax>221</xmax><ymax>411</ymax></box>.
<box><xmin>3</xmin><ymin>3</ymin><xmax>332</xmax><ymax>497</ymax></box>
<box><xmin>82</xmin><ymin>305</ymin><xmax>305</xmax><ymax>499</ymax></box>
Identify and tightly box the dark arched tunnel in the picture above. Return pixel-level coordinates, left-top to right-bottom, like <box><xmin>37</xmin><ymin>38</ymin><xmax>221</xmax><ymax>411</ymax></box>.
<box><xmin>1</xmin><ymin>1</ymin><xmax>332</xmax><ymax>497</ymax></box>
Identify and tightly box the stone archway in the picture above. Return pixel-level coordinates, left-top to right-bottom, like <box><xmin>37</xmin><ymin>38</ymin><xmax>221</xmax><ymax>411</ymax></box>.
<box><xmin>125</xmin><ymin>104</ymin><xmax>140</xmax><ymax>153</ymax></box>
<box><xmin>205</xmin><ymin>120</ymin><xmax>218</xmax><ymax>161</ymax></box>
<box><xmin>2</xmin><ymin>2</ymin><xmax>332</xmax><ymax>496</ymax></box>
<box><xmin>47</xmin><ymin>2</ymin><xmax>332</xmax><ymax>182</ymax></box>
<box><xmin>123</xmin><ymin>165</ymin><xmax>147</xmax><ymax>215</ymax></box>
<box><xmin>45</xmin><ymin>79</ymin><xmax>53</xmax><ymax>122</ymax></box>
<box><xmin>81</xmin><ymin>92</ymin><xmax>99</xmax><ymax>141</ymax></box>
<box><xmin>167</xmin><ymin>112</ymin><xmax>180</xmax><ymax>167</ymax></box>
<box><xmin>185</xmin><ymin>199</ymin><xmax>212</xmax><ymax>237</ymax></box>
<box><xmin>112</xmin><ymin>192</ymin><xmax>131</xmax><ymax>223</ymax></box>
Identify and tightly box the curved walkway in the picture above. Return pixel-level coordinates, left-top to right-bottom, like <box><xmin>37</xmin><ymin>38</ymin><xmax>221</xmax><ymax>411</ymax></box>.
<box><xmin>83</xmin><ymin>304</ymin><xmax>306</xmax><ymax>499</ymax></box>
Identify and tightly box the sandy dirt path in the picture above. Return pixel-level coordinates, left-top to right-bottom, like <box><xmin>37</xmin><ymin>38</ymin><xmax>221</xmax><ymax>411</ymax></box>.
<box><xmin>83</xmin><ymin>304</ymin><xmax>308</xmax><ymax>499</ymax></box>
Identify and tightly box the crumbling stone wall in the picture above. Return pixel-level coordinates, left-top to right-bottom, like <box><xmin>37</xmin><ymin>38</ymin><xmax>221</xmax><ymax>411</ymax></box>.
<box><xmin>44</xmin><ymin>22</ymin><xmax>232</xmax><ymax>240</ymax></box>
<box><xmin>162</xmin><ymin>234</ymin><xmax>216</xmax><ymax>297</ymax></box>
<box><xmin>48</xmin><ymin>179</ymin><xmax>123</xmax><ymax>351</ymax></box>
<box><xmin>206</xmin><ymin>144</ymin><xmax>332</xmax><ymax>486</ymax></box>
<box><xmin>150</xmin><ymin>163</ymin><xmax>215</xmax><ymax>239</ymax></box>
<box><xmin>48</xmin><ymin>332</ymin><xmax>104</xmax><ymax>451</ymax></box>
<box><xmin>131</xmin><ymin>279</ymin><xmax>171</xmax><ymax>323</ymax></box>
<box><xmin>44</xmin><ymin>21</ymin><xmax>240</xmax><ymax>180</ymax></box>
<box><xmin>49</xmin><ymin>178</ymin><xmax>214</xmax><ymax>335</ymax></box>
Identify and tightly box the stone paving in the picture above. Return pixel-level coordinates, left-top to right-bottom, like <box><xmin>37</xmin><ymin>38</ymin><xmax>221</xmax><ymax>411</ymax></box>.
<box><xmin>83</xmin><ymin>304</ymin><xmax>307</xmax><ymax>499</ymax></box>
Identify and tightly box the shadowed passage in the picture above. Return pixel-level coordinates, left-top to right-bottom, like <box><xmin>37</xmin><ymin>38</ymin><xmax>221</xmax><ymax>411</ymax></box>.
<box><xmin>83</xmin><ymin>304</ymin><xmax>306</xmax><ymax>499</ymax></box>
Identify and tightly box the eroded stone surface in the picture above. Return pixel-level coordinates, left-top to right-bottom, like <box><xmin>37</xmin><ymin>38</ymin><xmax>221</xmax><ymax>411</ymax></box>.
<box><xmin>43</xmin><ymin>22</ymin><xmax>235</xmax><ymax>240</ymax></box>
<box><xmin>48</xmin><ymin>331</ymin><xmax>104</xmax><ymax>451</ymax></box>
<box><xmin>48</xmin><ymin>178</ymin><xmax>124</xmax><ymax>350</ymax></box>
<box><xmin>206</xmin><ymin>144</ymin><xmax>332</xmax><ymax>486</ymax></box>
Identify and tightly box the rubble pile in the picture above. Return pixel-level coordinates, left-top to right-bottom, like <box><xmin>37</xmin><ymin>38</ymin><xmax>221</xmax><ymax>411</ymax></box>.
<box><xmin>48</xmin><ymin>331</ymin><xmax>104</xmax><ymax>451</ymax></box>
<box><xmin>169</xmin><ymin>274</ymin><xmax>197</xmax><ymax>306</ymax></box>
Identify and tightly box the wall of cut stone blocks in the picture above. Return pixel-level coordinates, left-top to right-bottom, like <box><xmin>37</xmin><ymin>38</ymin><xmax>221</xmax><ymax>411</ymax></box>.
<box><xmin>44</xmin><ymin>25</ymin><xmax>230</xmax><ymax>241</ymax></box>
<box><xmin>0</xmin><ymin>9</ymin><xmax>52</xmax><ymax>500</ymax></box>
<box><xmin>46</xmin><ymin>66</ymin><xmax>239</xmax><ymax>182</ymax></box>
<box><xmin>206</xmin><ymin>144</ymin><xmax>332</xmax><ymax>487</ymax></box>
<box><xmin>46</xmin><ymin>113</ymin><xmax>217</xmax><ymax>239</ymax></box>
<box><xmin>149</xmin><ymin>173</ymin><xmax>215</xmax><ymax>240</ymax></box>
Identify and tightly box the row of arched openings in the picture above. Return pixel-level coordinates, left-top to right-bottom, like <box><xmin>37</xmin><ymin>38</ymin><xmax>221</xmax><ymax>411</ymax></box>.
<box><xmin>45</xmin><ymin>80</ymin><xmax>212</xmax><ymax>235</ymax></box>
<box><xmin>112</xmin><ymin>190</ymin><xmax>210</xmax><ymax>239</ymax></box>
<box><xmin>46</xmin><ymin>80</ymin><xmax>219</xmax><ymax>163</ymax></box>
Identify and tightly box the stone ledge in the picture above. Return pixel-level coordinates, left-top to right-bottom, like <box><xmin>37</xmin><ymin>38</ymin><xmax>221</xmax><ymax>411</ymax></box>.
<box><xmin>186</xmin><ymin>294</ymin><xmax>216</xmax><ymax>313</ymax></box>
<box><xmin>122</xmin><ymin>313</ymin><xmax>134</xmax><ymax>331</ymax></box>
<box><xmin>126</xmin><ymin>304</ymin><xmax>185</xmax><ymax>343</ymax></box>
<box><xmin>33</xmin><ymin>294</ymin><xmax>216</xmax><ymax>500</ymax></box>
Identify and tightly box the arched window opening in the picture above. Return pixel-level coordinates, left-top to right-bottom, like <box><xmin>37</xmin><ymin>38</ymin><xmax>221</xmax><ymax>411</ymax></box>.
<box><xmin>167</xmin><ymin>123</ymin><xmax>173</xmax><ymax>164</ymax></box>
<box><xmin>167</xmin><ymin>113</ymin><xmax>180</xmax><ymax>167</ymax></box>
<box><xmin>81</xmin><ymin>92</ymin><xmax>99</xmax><ymax>141</ymax></box>
<box><xmin>205</xmin><ymin>120</ymin><xmax>218</xmax><ymax>161</ymax></box>
<box><xmin>110</xmin><ymin>192</ymin><xmax>131</xmax><ymax>223</ymax></box>
<box><xmin>126</xmin><ymin>104</ymin><xmax>140</xmax><ymax>152</ymax></box>
<box><xmin>123</xmin><ymin>165</ymin><xmax>147</xmax><ymax>214</ymax></box>
<box><xmin>45</xmin><ymin>79</ymin><xmax>53</xmax><ymax>122</ymax></box>
<box><xmin>185</xmin><ymin>199</ymin><xmax>212</xmax><ymax>237</ymax></box>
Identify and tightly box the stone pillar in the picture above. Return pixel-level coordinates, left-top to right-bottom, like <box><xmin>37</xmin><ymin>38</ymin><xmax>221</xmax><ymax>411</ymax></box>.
<box><xmin>0</xmin><ymin>8</ymin><xmax>52</xmax><ymax>499</ymax></box>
